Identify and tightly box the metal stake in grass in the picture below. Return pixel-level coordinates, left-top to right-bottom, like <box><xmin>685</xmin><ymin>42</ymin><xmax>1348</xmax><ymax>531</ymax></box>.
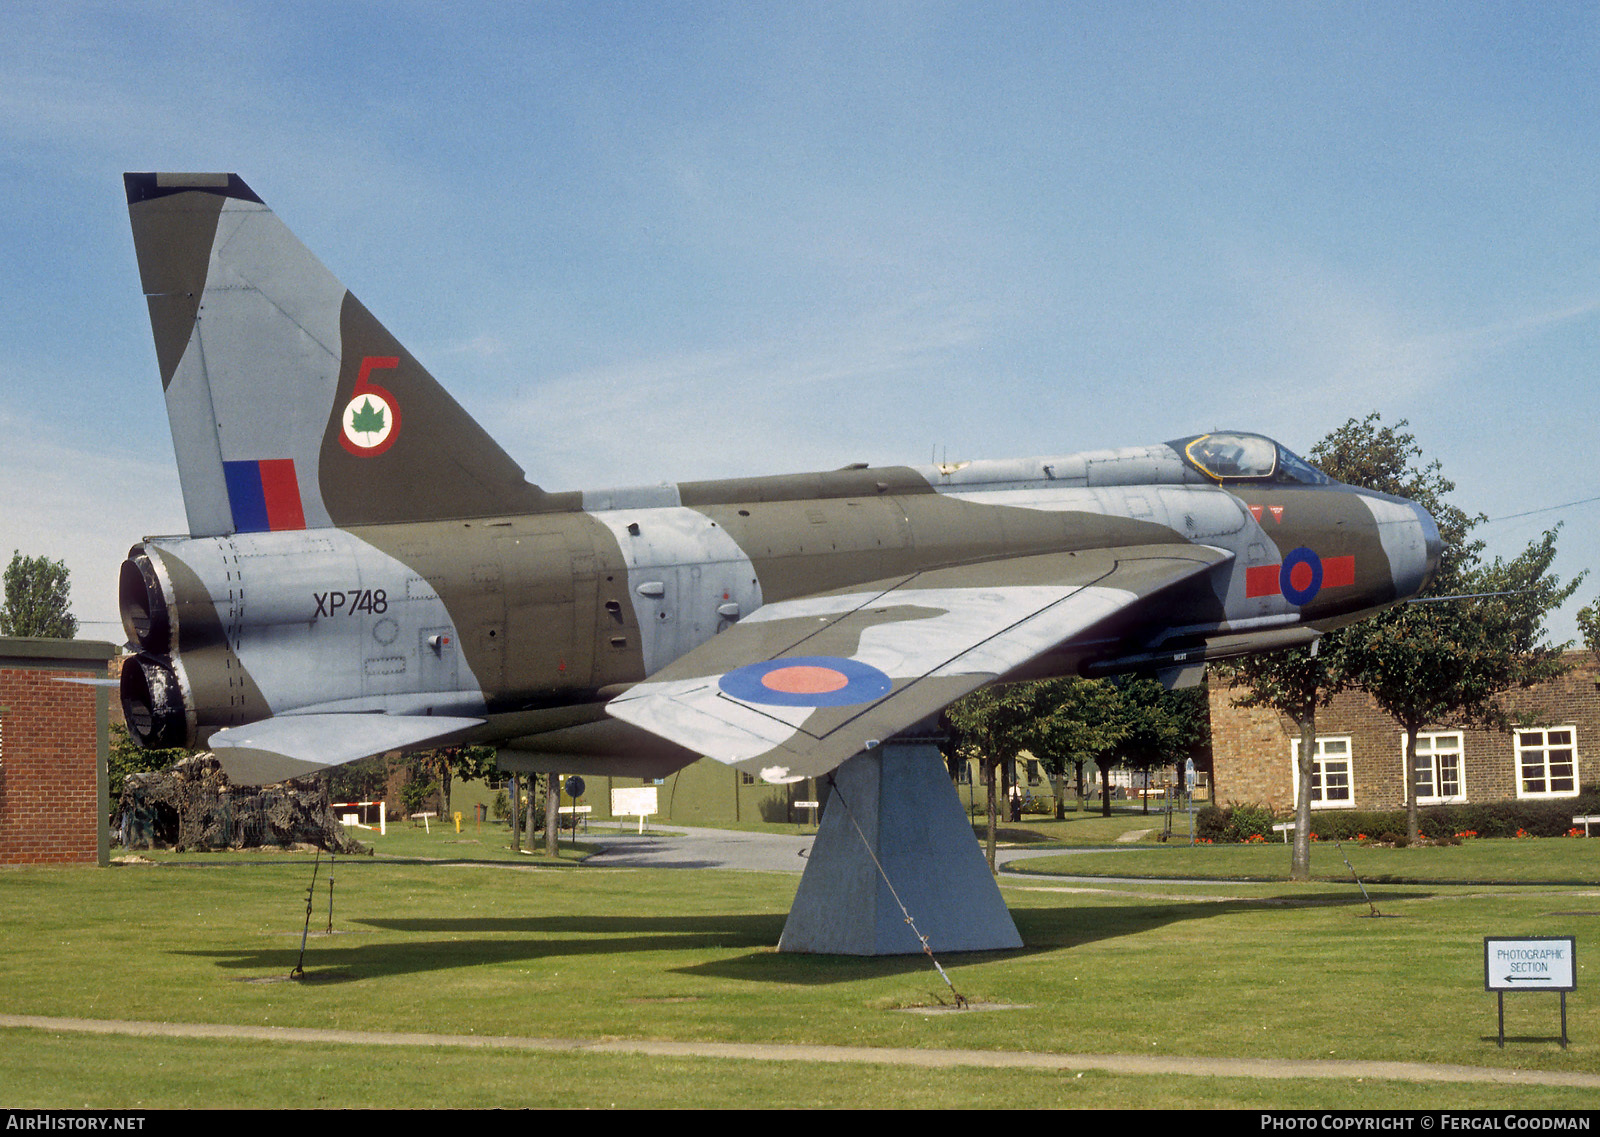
<box><xmin>291</xmin><ymin>848</ymin><xmax>322</xmax><ymax>979</ymax></box>
<box><xmin>1334</xmin><ymin>839</ymin><xmax>1385</xmax><ymax>918</ymax></box>
<box><xmin>825</xmin><ymin>773</ymin><xmax>968</xmax><ymax>1009</ymax></box>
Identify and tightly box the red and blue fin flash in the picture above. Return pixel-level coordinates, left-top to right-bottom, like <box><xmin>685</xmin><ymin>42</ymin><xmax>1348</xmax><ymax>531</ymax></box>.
<box><xmin>223</xmin><ymin>459</ymin><xmax>307</xmax><ymax>533</ymax></box>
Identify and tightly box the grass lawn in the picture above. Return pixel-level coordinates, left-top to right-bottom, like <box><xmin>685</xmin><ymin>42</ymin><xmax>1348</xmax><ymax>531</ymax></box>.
<box><xmin>1009</xmin><ymin>835</ymin><xmax>1600</xmax><ymax>884</ymax></box>
<box><xmin>963</xmin><ymin>803</ymin><xmax>1200</xmax><ymax>848</ymax></box>
<box><xmin>2</xmin><ymin>825</ymin><xmax>1596</xmax><ymax>1108</ymax></box>
<box><xmin>340</xmin><ymin>816</ymin><xmax>605</xmax><ymax>863</ymax></box>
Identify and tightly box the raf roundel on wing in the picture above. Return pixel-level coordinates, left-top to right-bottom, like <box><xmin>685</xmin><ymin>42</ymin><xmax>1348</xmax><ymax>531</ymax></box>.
<box><xmin>718</xmin><ymin>657</ymin><xmax>894</xmax><ymax>708</ymax></box>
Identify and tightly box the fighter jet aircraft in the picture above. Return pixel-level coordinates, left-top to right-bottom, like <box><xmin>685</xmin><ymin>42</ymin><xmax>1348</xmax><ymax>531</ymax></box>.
<box><xmin>118</xmin><ymin>173</ymin><xmax>1442</xmax><ymax>787</ymax></box>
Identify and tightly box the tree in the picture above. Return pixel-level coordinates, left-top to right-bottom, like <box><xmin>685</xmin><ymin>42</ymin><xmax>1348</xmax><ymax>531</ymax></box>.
<box><xmin>1314</xmin><ymin>418</ymin><xmax>1581</xmax><ymax>842</ymax></box>
<box><xmin>1345</xmin><ymin>529</ymin><xmax>1579</xmax><ymax>841</ymax></box>
<box><xmin>0</xmin><ymin>551</ymin><xmax>77</xmax><ymax>638</ymax></box>
<box><xmin>1224</xmin><ymin>645</ymin><xmax>1342</xmax><ymax>878</ymax></box>
<box><xmin>1021</xmin><ymin>678</ymin><xmax>1126</xmax><ymax>817</ymax></box>
<box><xmin>108</xmin><ymin>723</ymin><xmax>185</xmax><ymax>802</ymax></box>
<box><xmin>1112</xmin><ymin>677</ymin><xmax>1210</xmax><ymax>814</ymax></box>
<box><xmin>1575</xmin><ymin>599</ymin><xmax>1600</xmax><ymax>659</ymax></box>
<box><xmin>431</xmin><ymin>744</ymin><xmax>499</xmax><ymax>817</ymax></box>
<box><xmin>945</xmin><ymin>684</ymin><xmax>1039</xmax><ymax>872</ymax></box>
<box><xmin>327</xmin><ymin>754</ymin><xmax>388</xmax><ymax>804</ymax></box>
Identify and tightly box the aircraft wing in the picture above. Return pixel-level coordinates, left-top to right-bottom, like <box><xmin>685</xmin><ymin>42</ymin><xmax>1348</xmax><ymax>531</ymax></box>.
<box><xmin>205</xmin><ymin>713</ymin><xmax>485</xmax><ymax>785</ymax></box>
<box><xmin>605</xmin><ymin>544</ymin><xmax>1229</xmax><ymax>783</ymax></box>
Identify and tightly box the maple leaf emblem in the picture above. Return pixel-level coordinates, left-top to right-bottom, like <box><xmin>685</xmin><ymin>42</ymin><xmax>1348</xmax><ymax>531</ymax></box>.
<box><xmin>348</xmin><ymin>397</ymin><xmax>386</xmax><ymax>437</ymax></box>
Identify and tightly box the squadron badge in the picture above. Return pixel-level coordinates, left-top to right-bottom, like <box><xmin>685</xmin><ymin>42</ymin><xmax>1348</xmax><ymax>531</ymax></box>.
<box><xmin>340</xmin><ymin>356</ymin><xmax>402</xmax><ymax>456</ymax></box>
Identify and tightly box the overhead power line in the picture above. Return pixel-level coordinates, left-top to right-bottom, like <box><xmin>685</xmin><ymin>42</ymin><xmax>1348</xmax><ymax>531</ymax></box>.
<box><xmin>1483</xmin><ymin>494</ymin><xmax>1600</xmax><ymax>524</ymax></box>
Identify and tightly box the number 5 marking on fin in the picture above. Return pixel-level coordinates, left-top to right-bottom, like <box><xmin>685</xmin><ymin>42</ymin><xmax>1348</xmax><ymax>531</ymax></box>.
<box><xmin>340</xmin><ymin>356</ymin><xmax>401</xmax><ymax>456</ymax></box>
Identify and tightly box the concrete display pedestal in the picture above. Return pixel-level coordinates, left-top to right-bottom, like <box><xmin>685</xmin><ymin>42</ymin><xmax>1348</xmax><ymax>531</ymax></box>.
<box><xmin>777</xmin><ymin>738</ymin><xmax>1023</xmax><ymax>955</ymax></box>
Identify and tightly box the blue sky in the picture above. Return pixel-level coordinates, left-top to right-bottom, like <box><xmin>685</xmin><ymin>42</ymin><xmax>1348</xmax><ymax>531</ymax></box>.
<box><xmin>2</xmin><ymin>2</ymin><xmax>1597</xmax><ymax>642</ymax></box>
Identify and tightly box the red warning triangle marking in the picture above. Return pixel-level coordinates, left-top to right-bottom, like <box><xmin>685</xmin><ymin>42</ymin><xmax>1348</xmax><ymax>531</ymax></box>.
<box><xmin>1248</xmin><ymin>505</ymin><xmax>1263</xmax><ymax>522</ymax></box>
<box><xmin>1269</xmin><ymin>506</ymin><xmax>1284</xmax><ymax>523</ymax></box>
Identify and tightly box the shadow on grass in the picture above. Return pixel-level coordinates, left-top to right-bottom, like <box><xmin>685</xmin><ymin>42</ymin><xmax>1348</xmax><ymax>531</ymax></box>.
<box><xmin>125</xmin><ymin>851</ymin><xmax>596</xmax><ymax>870</ymax></box>
<box><xmin>175</xmin><ymin>913</ymin><xmax>789</xmax><ymax>980</ymax></box>
<box><xmin>173</xmin><ymin>890</ymin><xmax>1435</xmax><ymax>985</ymax></box>
<box><xmin>1008</xmin><ymin>891</ymin><xmax>1435</xmax><ymax>950</ymax></box>
<box><xmin>675</xmin><ymin>946</ymin><xmax>1034</xmax><ymax>984</ymax></box>
<box><xmin>969</xmin><ymin>825</ymin><xmax>1060</xmax><ymax>845</ymax></box>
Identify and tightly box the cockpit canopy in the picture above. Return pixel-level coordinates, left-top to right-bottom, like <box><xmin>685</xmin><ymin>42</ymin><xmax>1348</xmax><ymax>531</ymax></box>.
<box><xmin>1169</xmin><ymin>432</ymin><xmax>1333</xmax><ymax>485</ymax></box>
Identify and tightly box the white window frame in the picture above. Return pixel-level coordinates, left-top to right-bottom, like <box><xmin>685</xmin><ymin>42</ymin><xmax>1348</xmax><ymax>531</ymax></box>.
<box><xmin>1403</xmin><ymin>731</ymin><xmax>1466</xmax><ymax>805</ymax></box>
<box><xmin>1291</xmin><ymin>736</ymin><xmax>1355</xmax><ymax>810</ymax></box>
<box><xmin>1514</xmin><ymin>726</ymin><xmax>1579</xmax><ymax>800</ymax></box>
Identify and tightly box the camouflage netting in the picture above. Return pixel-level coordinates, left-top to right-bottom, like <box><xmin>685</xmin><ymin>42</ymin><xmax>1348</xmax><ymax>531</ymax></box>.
<box><xmin>117</xmin><ymin>753</ymin><xmax>367</xmax><ymax>853</ymax></box>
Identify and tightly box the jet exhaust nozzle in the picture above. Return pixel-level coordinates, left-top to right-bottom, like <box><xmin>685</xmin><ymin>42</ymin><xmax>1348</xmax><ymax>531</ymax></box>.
<box><xmin>119</xmin><ymin>551</ymin><xmax>172</xmax><ymax>653</ymax></box>
<box><xmin>120</xmin><ymin>654</ymin><xmax>189</xmax><ymax>749</ymax></box>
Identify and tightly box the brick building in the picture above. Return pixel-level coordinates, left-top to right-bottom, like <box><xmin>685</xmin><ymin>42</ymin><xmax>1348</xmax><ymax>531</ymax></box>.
<box><xmin>0</xmin><ymin>637</ymin><xmax>119</xmax><ymax>865</ymax></box>
<box><xmin>1209</xmin><ymin>653</ymin><xmax>1599</xmax><ymax>813</ymax></box>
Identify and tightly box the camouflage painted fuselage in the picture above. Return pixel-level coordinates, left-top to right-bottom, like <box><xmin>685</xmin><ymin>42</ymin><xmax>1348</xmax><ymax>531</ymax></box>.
<box><xmin>123</xmin><ymin>437</ymin><xmax>1438</xmax><ymax>781</ymax></box>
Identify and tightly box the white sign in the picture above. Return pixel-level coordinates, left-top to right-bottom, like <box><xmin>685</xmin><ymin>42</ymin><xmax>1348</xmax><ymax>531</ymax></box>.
<box><xmin>612</xmin><ymin>786</ymin><xmax>658</xmax><ymax>817</ymax></box>
<box><xmin>611</xmin><ymin>786</ymin><xmax>658</xmax><ymax>834</ymax></box>
<box><xmin>1484</xmin><ymin>937</ymin><xmax>1576</xmax><ymax>991</ymax></box>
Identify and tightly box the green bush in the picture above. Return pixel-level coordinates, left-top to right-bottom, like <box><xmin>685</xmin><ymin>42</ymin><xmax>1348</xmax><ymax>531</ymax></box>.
<box><xmin>108</xmin><ymin>723</ymin><xmax>186</xmax><ymax>801</ymax></box>
<box><xmin>1194</xmin><ymin>802</ymin><xmax>1284</xmax><ymax>842</ymax></box>
<box><xmin>1176</xmin><ymin>791</ymin><xmax>1600</xmax><ymax>844</ymax></box>
<box><xmin>1302</xmin><ymin>811</ymin><xmax>1402</xmax><ymax>841</ymax></box>
<box><xmin>1211</xmin><ymin>802</ymin><xmax>1277</xmax><ymax>843</ymax></box>
<box><xmin>1224</xmin><ymin>802</ymin><xmax>1277</xmax><ymax>842</ymax></box>
<box><xmin>400</xmin><ymin>777</ymin><xmax>439</xmax><ymax>816</ymax></box>
<box><xmin>1429</xmin><ymin>793</ymin><xmax>1599</xmax><ymax>839</ymax></box>
<box><xmin>1296</xmin><ymin>787</ymin><xmax>1600</xmax><ymax>842</ymax></box>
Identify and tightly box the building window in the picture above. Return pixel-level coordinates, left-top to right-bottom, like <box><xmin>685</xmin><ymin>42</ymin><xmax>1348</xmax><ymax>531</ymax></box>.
<box><xmin>1407</xmin><ymin>732</ymin><xmax>1465</xmax><ymax>804</ymax></box>
<box><xmin>1515</xmin><ymin>727</ymin><xmax>1578</xmax><ymax>799</ymax></box>
<box><xmin>1026</xmin><ymin>759</ymin><xmax>1041</xmax><ymax>786</ymax></box>
<box><xmin>1291</xmin><ymin>736</ymin><xmax>1354</xmax><ymax>809</ymax></box>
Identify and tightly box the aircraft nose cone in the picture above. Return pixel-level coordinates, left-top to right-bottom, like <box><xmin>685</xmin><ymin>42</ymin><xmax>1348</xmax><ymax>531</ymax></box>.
<box><xmin>1354</xmin><ymin>489</ymin><xmax>1440</xmax><ymax>602</ymax></box>
<box><xmin>1418</xmin><ymin>502</ymin><xmax>1443</xmax><ymax>591</ymax></box>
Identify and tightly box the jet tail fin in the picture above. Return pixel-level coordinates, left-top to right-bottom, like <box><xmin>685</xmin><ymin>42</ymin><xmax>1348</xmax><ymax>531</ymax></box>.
<box><xmin>125</xmin><ymin>172</ymin><xmax>555</xmax><ymax>537</ymax></box>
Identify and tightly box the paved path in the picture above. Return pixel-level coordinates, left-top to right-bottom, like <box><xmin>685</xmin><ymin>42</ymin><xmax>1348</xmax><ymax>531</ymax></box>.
<box><xmin>4</xmin><ymin>1014</ymin><xmax>1596</xmax><ymax>1087</ymax></box>
<box><xmin>582</xmin><ymin>825</ymin><xmax>815</xmax><ymax>872</ymax></box>
<box><xmin>579</xmin><ymin>823</ymin><xmax>1147</xmax><ymax>876</ymax></box>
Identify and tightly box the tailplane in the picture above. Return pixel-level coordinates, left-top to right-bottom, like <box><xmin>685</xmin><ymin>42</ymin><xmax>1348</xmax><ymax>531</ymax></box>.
<box><xmin>125</xmin><ymin>172</ymin><xmax>553</xmax><ymax>536</ymax></box>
